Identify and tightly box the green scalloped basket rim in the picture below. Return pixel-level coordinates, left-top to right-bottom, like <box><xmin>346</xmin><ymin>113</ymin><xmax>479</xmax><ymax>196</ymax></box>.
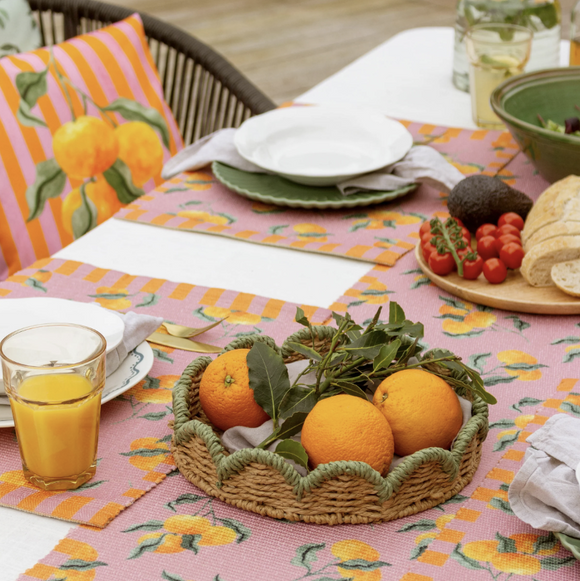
<box><xmin>172</xmin><ymin>327</ymin><xmax>489</xmax><ymax>503</ymax></box>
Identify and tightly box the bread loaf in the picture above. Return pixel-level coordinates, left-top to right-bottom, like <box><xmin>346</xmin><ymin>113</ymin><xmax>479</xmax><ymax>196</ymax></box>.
<box><xmin>522</xmin><ymin>176</ymin><xmax>580</xmax><ymax>247</ymax></box>
<box><xmin>551</xmin><ymin>259</ymin><xmax>580</xmax><ymax>297</ymax></box>
<box><xmin>523</xmin><ymin>221</ymin><xmax>580</xmax><ymax>252</ymax></box>
<box><xmin>521</xmin><ymin>237</ymin><xmax>580</xmax><ymax>287</ymax></box>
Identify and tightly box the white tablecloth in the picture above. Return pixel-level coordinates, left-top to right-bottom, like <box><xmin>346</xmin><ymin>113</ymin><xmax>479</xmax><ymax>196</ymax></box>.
<box><xmin>1</xmin><ymin>26</ymin><xmax>572</xmax><ymax>581</ymax></box>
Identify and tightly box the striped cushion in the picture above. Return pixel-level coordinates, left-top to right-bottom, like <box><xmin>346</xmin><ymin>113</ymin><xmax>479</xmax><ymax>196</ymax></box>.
<box><xmin>0</xmin><ymin>14</ymin><xmax>183</xmax><ymax>280</ymax></box>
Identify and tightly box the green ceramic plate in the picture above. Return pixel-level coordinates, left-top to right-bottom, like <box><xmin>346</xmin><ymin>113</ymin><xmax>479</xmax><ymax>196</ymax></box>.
<box><xmin>212</xmin><ymin>162</ymin><xmax>417</xmax><ymax>209</ymax></box>
<box><xmin>555</xmin><ymin>532</ymin><xmax>580</xmax><ymax>559</ymax></box>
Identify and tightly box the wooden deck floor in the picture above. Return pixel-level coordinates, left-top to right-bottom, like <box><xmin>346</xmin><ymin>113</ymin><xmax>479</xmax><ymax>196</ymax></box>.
<box><xmin>118</xmin><ymin>0</ymin><xmax>574</xmax><ymax>105</ymax></box>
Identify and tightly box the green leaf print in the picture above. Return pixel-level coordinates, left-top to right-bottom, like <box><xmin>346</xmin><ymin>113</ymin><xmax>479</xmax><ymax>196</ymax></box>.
<box><xmin>541</xmin><ymin>555</ymin><xmax>577</xmax><ymax>570</ymax></box>
<box><xmin>563</xmin><ymin>349</ymin><xmax>580</xmax><ymax>363</ymax></box>
<box><xmin>122</xmin><ymin>520</ymin><xmax>165</xmax><ymax>533</ymax></box>
<box><xmin>504</xmin><ymin>315</ymin><xmax>530</xmax><ymax>333</ymax></box>
<box><xmin>468</xmin><ymin>353</ymin><xmax>492</xmax><ymax>374</ymax></box>
<box><xmin>396</xmin><ymin>519</ymin><xmax>436</xmax><ymax>533</ymax></box>
<box><xmin>152</xmin><ymin>349</ymin><xmax>174</xmax><ymax>364</ymax></box>
<box><xmin>165</xmin><ymin>493</ymin><xmax>206</xmax><ymax>512</ymax></box>
<box><xmin>138</xmin><ymin>411</ymin><xmax>169</xmax><ymax>421</ymax></box>
<box><xmin>75</xmin><ymin>479</ymin><xmax>107</xmax><ymax>490</ymax></box>
<box><xmin>489</xmin><ymin>497</ymin><xmax>514</xmax><ymax>514</ymax></box>
<box><xmin>489</xmin><ymin>419</ymin><xmax>516</xmax><ymax>429</ymax></box>
<box><xmin>24</xmin><ymin>277</ymin><xmax>47</xmax><ymax>293</ymax></box>
<box><xmin>560</xmin><ymin>401</ymin><xmax>580</xmax><ymax>417</ymax></box>
<box><xmin>136</xmin><ymin>293</ymin><xmax>159</xmax><ymax>308</ymax></box>
<box><xmin>551</xmin><ymin>336</ymin><xmax>580</xmax><ymax>345</ymax></box>
<box><xmin>533</xmin><ymin>534</ymin><xmax>557</xmax><ymax>555</ymax></box>
<box><xmin>269</xmin><ymin>225</ymin><xmax>288</xmax><ymax>235</ymax></box>
<box><xmin>128</xmin><ymin>534</ymin><xmax>166</xmax><ymax>559</ymax></box>
<box><xmin>493</xmin><ymin>431</ymin><xmax>520</xmax><ymax>452</ymax></box>
<box><xmin>504</xmin><ymin>363</ymin><xmax>547</xmax><ymax>371</ymax></box>
<box><xmin>102</xmin><ymin>97</ymin><xmax>170</xmax><ymax>149</ymax></box>
<box><xmin>103</xmin><ymin>159</ymin><xmax>144</xmax><ymax>203</ymax></box>
<box><xmin>410</xmin><ymin>542</ymin><xmax>432</xmax><ymax>560</ymax></box>
<box><xmin>180</xmin><ymin>534</ymin><xmax>201</xmax><ymax>553</ymax></box>
<box><xmin>349</xmin><ymin>220</ymin><xmax>371</xmax><ymax>232</ymax></box>
<box><xmin>26</xmin><ymin>158</ymin><xmax>66</xmax><ymax>221</ymax></box>
<box><xmin>291</xmin><ymin>543</ymin><xmax>325</xmax><ymax>572</ymax></box>
<box><xmin>120</xmin><ymin>448</ymin><xmax>169</xmax><ymax>457</ymax></box>
<box><xmin>483</xmin><ymin>375</ymin><xmax>518</xmax><ymax>387</ymax></box>
<box><xmin>17</xmin><ymin>101</ymin><xmax>47</xmax><ymax>127</ymax></box>
<box><xmin>59</xmin><ymin>559</ymin><xmax>107</xmax><ymax>571</ymax></box>
<box><xmin>162</xmin><ymin>572</ymin><xmax>185</xmax><ymax>581</ymax></box>
<box><xmin>71</xmin><ymin>183</ymin><xmax>98</xmax><ymax>239</ymax></box>
<box><xmin>216</xmin><ymin>518</ymin><xmax>252</xmax><ymax>543</ymax></box>
<box><xmin>338</xmin><ymin>558</ymin><xmax>391</xmax><ymax>570</ymax></box>
<box><xmin>450</xmin><ymin>543</ymin><xmax>487</xmax><ymax>570</ymax></box>
<box><xmin>16</xmin><ymin>69</ymin><xmax>48</xmax><ymax>108</ymax></box>
<box><xmin>496</xmin><ymin>532</ymin><xmax>517</xmax><ymax>553</ymax></box>
<box><xmin>511</xmin><ymin>397</ymin><xmax>543</xmax><ymax>413</ymax></box>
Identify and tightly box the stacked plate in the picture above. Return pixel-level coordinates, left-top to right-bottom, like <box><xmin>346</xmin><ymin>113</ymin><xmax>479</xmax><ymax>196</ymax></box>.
<box><xmin>214</xmin><ymin>105</ymin><xmax>416</xmax><ymax>209</ymax></box>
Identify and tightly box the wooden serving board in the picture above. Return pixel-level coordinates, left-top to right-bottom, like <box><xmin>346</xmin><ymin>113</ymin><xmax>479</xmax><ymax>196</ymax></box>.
<box><xmin>414</xmin><ymin>242</ymin><xmax>580</xmax><ymax>315</ymax></box>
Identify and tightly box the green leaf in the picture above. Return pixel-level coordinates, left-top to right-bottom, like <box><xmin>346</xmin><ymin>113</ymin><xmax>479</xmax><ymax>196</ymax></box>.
<box><xmin>279</xmin><ymin>387</ymin><xmax>317</xmax><ymax>419</ymax></box>
<box><xmin>533</xmin><ymin>534</ymin><xmax>557</xmax><ymax>555</ymax></box>
<box><xmin>16</xmin><ymin>68</ymin><xmax>48</xmax><ymax>108</ymax></box>
<box><xmin>510</xmin><ymin>397</ymin><xmax>543</xmax><ymax>413</ymax></box>
<box><xmin>338</xmin><ymin>558</ymin><xmax>391</xmax><ymax>571</ymax></box>
<box><xmin>75</xmin><ymin>479</ymin><xmax>107</xmax><ymax>490</ymax></box>
<box><xmin>215</xmin><ymin>518</ymin><xmax>251</xmax><ymax>543</ymax></box>
<box><xmin>504</xmin><ymin>363</ymin><xmax>547</xmax><ymax>371</ymax></box>
<box><xmin>467</xmin><ymin>353</ymin><xmax>492</xmax><ymax>373</ymax></box>
<box><xmin>342</xmin><ymin>330</ymin><xmax>388</xmax><ymax>359</ymax></box>
<box><xmin>373</xmin><ymin>339</ymin><xmax>400</xmax><ymax>371</ymax></box>
<box><xmin>136</xmin><ymin>293</ymin><xmax>159</xmax><ymax>308</ymax></box>
<box><xmin>489</xmin><ymin>497</ymin><xmax>514</xmax><ymax>514</ymax></box>
<box><xmin>333</xmin><ymin>380</ymin><xmax>367</xmax><ymax>399</ymax></box>
<box><xmin>389</xmin><ymin>301</ymin><xmax>405</xmax><ymax>324</ymax></box>
<box><xmin>396</xmin><ymin>519</ymin><xmax>436</xmax><ymax>532</ymax></box>
<box><xmin>165</xmin><ymin>493</ymin><xmax>206</xmax><ymax>512</ymax></box>
<box><xmin>504</xmin><ymin>315</ymin><xmax>530</xmax><ymax>332</ymax></box>
<box><xmin>483</xmin><ymin>375</ymin><xmax>518</xmax><ymax>387</ymax></box>
<box><xmin>541</xmin><ymin>555</ymin><xmax>577</xmax><ymax>570</ymax></box>
<box><xmin>26</xmin><ymin>159</ymin><xmax>66</xmax><ymax>221</ymax></box>
<box><xmin>489</xmin><ymin>419</ymin><xmax>516</xmax><ymax>429</ymax></box>
<box><xmin>71</xmin><ymin>183</ymin><xmax>98</xmax><ymax>239</ymax></box>
<box><xmin>24</xmin><ymin>277</ymin><xmax>47</xmax><ymax>293</ymax></box>
<box><xmin>152</xmin><ymin>348</ymin><xmax>173</xmax><ymax>363</ymax></box>
<box><xmin>291</xmin><ymin>543</ymin><xmax>325</xmax><ymax>572</ymax></box>
<box><xmin>59</xmin><ymin>559</ymin><xmax>107</xmax><ymax>571</ymax></box>
<box><xmin>410</xmin><ymin>542</ymin><xmax>431</xmax><ymax>560</ymax></box>
<box><xmin>551</xmin><ymin>336</ymin><xmax>580</xmax><ymax>345</ymax></box>
<box><xmin>496</xmin><ymin>532</ymin><xmax>518</xmax><ymax>553</ymax></box>
<box><xmin>162</xmin><ymin>572</ymin><xmax>186</xmax><ymax>581</ymax></box>
<box><xmin>275</xmin><ymin>439</ymin><xmax>309</xmax><ymax>471</ymax></box>
<box><xmin>493</xmin><ymin>431</ymin><xmax>520</xmax><ymax>452</ymax></box>
<box><xmin>181</xmin><ymin>534</ymin><xmax>201</xmax><ymax>553</ymax></box>
<box><xmin>450</xmin><ymin>543</ymin><xmax>486</xmax><ymax>570</ymax></box>
<box><xmin>137</xmin><ymin>411</ymin><xmax>169</xmax><ymax>421</ymax></box>
<box><xmin>102</xmin><ymin>98</ymin><xmax>170</xmax><ymax>149</ymax></box>
<box><xmin>286</xmin><ymin>341</ymin><xmax>322</xmax><ymax>361</ymax></box>
<box><xmin>258</xmin><ymin>411</ymin><xmax>308</xmax><ymax>449</ymax></box>
<box><xmin>560</xmin><ymin>401</ymin><xmax>580</xmax><ymax>417</ymax></box>
<box><xmin>563</xmin><ymin>349</ymin><xmax>580</xmax><ymax>363</ymax></box>
<box><xmin>122</xmin><ymin>520</ymin><xmax>165</xmax><ymax>533</ymax></box>
<box><xmin>247</xmin><ymin>342</ymin><xmax>289</xmax><ymax>427</ymax></box>
<box><xmin>119</xmin><ymin>448</ymin><xmax>169</xmax><ymax>457</ymax></box>
<box><xmin>17</xmin><ymin>100</ymin><xmax>47</xmax><ymax>127</ymax></box>
<box><xmin>103</xmin><ymin>159</ymin><xmax>145</xmax><ymax>203</ymax></box>
<box><xmin>128</xmin><ymin>534</ymin><xmax>166</xmax><ymax>559</ymax></box>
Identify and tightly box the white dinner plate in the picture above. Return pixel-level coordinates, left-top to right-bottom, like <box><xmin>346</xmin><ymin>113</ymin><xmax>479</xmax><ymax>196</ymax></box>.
<box><xmin>234</xmin><ymin>105</ymin><xmax>413</xmax><ymax>186</ymax></box>
<box><xmin>0</xmin><ymin>297</ymin><xmax>125</xmax><ymax>358</ymax></box>
<box><xmin>0</xmin><ymin>340</ymin><xmax>154</xmax><ymax>428</ymax></box>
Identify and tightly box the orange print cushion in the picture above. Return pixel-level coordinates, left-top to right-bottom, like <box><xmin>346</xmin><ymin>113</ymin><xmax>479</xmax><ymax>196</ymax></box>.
<box><xmin>0</xmin><ymin>14</ymin><xmax>183</xmax><ymax>280</ymax></box>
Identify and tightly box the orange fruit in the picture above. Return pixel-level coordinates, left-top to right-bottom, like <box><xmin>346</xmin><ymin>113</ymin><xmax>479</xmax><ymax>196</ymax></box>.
<box><xmin>61</xmin><ymin>176</ymin><xmax>123</xmax><ymax>236</ymax></box>
<box><xmin>373</xmin><ymin>369</ymin><xmax>462</xmax><ymax>456</ymax></box>
<box><xmin>301</xmin><ymin>394</ymin><xmax>394</xmax><ymax>475</ymax></box>
<box><xmin>53</xmin><ymin>115</ymin><xmax>118</xmax><ymax>179</ymax></box>
<box><xmin>199</xmin><ymin>349</ymin><xmax>269</xmax><ymax>431</ymax></box>
<box><xmin>115</xmin><ymin>121</ymin><xmax>164</xmax><ymax>186</ymax></box>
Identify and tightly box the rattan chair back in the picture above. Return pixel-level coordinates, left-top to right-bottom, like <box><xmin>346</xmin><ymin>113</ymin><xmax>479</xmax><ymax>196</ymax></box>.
<box><xmin>28</xmin><ymin>0</ymin><xmax>275</xmax><ymax>144</ymax></box>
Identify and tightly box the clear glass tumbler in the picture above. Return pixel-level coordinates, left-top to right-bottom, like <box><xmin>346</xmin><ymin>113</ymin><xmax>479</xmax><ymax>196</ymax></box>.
<box><xmin>0</xmin><ymin>324</ymin><xmax>106</xmax><ymax>491</ymax></box>
<box><xmin>466</xmin><ymin>23</ymin><xmax>532</xmax><ymax>129</ymax></box>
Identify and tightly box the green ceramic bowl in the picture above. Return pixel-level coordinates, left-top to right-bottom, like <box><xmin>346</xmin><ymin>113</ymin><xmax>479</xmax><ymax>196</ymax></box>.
<box><xmin>491</xmin><ymin>67</ymin><xmax>580</xmax><ymax>184</ymax></box>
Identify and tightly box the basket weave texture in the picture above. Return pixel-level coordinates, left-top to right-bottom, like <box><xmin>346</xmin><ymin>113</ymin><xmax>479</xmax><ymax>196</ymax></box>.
<box><xmin>172</xmin><ymin>327</ymin><xmax>489</xmax><ymax>525</ymax></box>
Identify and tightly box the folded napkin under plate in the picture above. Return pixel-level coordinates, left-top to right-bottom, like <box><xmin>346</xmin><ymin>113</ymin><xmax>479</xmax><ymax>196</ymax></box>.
<box><xmin>509</xmin><ymin>414</ymin><xmax>580</xmax><ymax>539</ymax></box>
<box><xmin>0</xmin><ymin>310</ymin><xmax>162</xmax><ymax>403</ymax></box>
<box><xmin>161</xmin><ymin>128</ymin><xmax>465</xmax><ymax>196</ymax></box>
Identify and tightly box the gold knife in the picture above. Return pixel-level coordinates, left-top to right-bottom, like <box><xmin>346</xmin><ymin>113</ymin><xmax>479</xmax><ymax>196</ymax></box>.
<box><xmin>146</xmin><ymin>332</ymin><xmax>222</xmax><ymax>353</ymax></box>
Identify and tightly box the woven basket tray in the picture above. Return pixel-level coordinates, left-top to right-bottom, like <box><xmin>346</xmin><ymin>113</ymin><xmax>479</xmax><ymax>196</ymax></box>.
<box><xmin>172</xmin><ymin>326</ymin><xmax>489</xmax><ymax>525</ymax></box>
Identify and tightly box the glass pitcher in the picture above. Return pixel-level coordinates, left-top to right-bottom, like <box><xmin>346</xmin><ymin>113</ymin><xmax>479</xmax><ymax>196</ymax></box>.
<box><xmin>453</xmin><ymin>0</ymin><xmax>561</xmax><ymax>91</ymax></box>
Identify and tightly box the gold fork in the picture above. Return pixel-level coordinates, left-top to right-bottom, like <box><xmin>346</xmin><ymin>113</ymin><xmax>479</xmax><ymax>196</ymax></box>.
<box><xmin>161</xmin><ymin>317</ymin><xmax>228</xmax><ymax>338</ymax></box>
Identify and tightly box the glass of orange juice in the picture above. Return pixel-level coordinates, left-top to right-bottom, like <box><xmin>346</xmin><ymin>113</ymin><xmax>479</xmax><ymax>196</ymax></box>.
<box><xmin>0</xmin><ymin>324</ymin><xmax>106</xmax><ymax>491</ymax></box>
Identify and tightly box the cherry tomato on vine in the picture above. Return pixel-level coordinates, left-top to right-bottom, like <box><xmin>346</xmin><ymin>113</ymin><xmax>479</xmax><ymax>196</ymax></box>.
<box><xmin>476</xmin><ymin>224</ymin><xmax>497</xmax><ymax>241</ymax></box>
<box><xmin>500</xmin><ymin>242</ymin><xmax>525</xmax><ymax>269</ymax></box>
<box><xmin>495</xmin><ymin>234</ymin><xmax>522</xmax><ymax>253</ymax></box>
<box><xmin>477</xmin><ymin>235</ymin><xmax>499</xmax><ymax>260</ymax></box>
<box><xmin>496</xmin><ymin>224</ymin><xmax>521</xmax><ymax>239</ymax></box>
<box><xmin>429</xmin><ymin>251</ymin><xmax>456</xmax><ymax>276</ymax></box>
<box><xmin>498</xmin><ymin>212</ymin><xmax>525</xmax><ymax>231</ymax></box>
<box><xmin>451</xmin><ymin>217</ymin><xmax>464</xmax><ymax>228</ymax></box>
<box><xmin>420</xmin><ymin>221</ymin><xmax>432</xmax><ymax>236</ymax></box>
<box><xmin>483</xmin><ymin>258</ymin><xmax>507</xmax><ymax>284</ymax></box>
<box><xmin>421</xmin><ymin>232</ymin><xmax>435</xmax><ymax>247</ymax></box>
<box><xmin>422</xmin><ymin>242</ymin><xmax>437</xmax><ymax>262</ymax></box>
<box><xmin>460</xmin><ymin>227</ymin><xmax>472</xmax><ymax>242</ymax></box>
<box><xmin>463</xmin><ymin>255</ymin><xmax>484</xmax><ymax>280</ymax></box>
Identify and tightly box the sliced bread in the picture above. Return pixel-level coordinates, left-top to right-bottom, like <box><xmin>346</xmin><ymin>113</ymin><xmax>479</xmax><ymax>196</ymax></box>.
<box><xmin>521</xmin><ymin>176</ymin><xmax>580</xmax><ymax>245</ymax></box>
<box><xmin>520</xmin><ymin>237</ymin><xmax>580</xmax><ymax>287</ymax></box>
<box><xmin>524</xmin><ymin>221</ymin><xmax>580</xmax><ymax>252</ymax></box>
<box><xmin>551</xmin><ymin>259</ymin><xmax>580</xmax><ymax>297</ymax></box>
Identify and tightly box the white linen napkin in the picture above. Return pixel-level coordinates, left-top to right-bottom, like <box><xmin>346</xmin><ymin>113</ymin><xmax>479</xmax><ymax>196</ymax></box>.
<box><xmin>509</xmin><ymin>414</ymin><xmax>580</xmax><ymax>539</ymax></box>
<box><xmin>0</xmin><ymin>310</ymin><xmax>162</xmax><ymax>403</ymax></box>
<box><xmin>221</xmin><ymin>360</ymin><xmax>472</xmax><ymax>476</ymax></box>
<box><xmin>161</xmin><ymin>128</ymin><xmax>465</xmax><ymax>195</ymax></box>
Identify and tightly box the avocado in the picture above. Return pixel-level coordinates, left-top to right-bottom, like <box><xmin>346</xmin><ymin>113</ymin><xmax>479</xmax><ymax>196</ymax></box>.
<box><xmin>448</xmin><ymin>175</ymin><xmax>533</xmax><ymax>233</ymax></box>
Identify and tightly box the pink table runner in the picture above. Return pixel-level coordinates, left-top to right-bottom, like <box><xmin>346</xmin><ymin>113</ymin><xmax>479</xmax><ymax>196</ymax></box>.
<box><xmin>0</xmin><ymin>258</ymin><xmax>330</xmax><ymax>527</ymax></box>
<box><xmin>116</xmin><ymin>123</ymin><xmax>521</xmax><ymax>267</ymax></box>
